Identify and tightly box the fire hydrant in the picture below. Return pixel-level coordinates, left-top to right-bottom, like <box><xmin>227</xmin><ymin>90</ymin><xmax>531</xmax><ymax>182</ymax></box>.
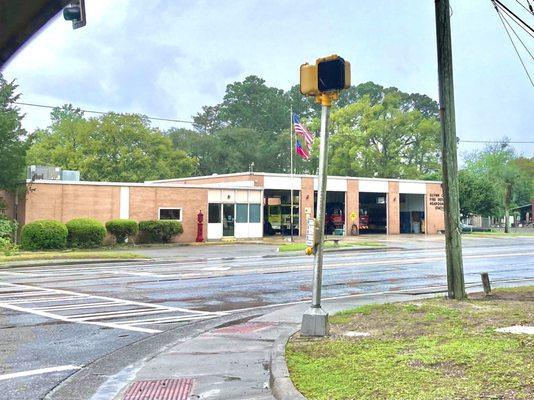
<box><xmin>196</xmin><ymin>210</ymin><xmax>204</xmax><ymax>242</ymax></box>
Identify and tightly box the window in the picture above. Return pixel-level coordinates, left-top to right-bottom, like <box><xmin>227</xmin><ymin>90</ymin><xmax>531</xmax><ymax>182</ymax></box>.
<box><xmin>249</xmin><ymin>204</ymin><xmax>261</xmax><ymax>223</ymax></box>
<box><xmin>159</xmin><ymin>208</ymin><xmax>182</xmax><ymax>220</ymax></box>
<box><xmin>208</xmin><ymin>203</ymin><xmax>221</xmax><ymax>223</ymax></box>
<box><xmin>236</xmin><ymin>203</ymin><xmax>248</xmax><ymax>223</ymax></box>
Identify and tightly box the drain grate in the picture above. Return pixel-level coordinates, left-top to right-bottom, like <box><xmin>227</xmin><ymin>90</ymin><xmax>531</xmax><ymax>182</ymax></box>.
<box><xmin>123</xmin><ymin>378</ymin><xmax>194</xmax><ymax>400</ymax></box>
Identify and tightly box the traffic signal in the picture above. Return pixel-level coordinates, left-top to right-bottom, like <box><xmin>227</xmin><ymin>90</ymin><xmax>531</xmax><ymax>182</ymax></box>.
<box><xmin>63</xmin><ymin>0</ymin><xmax>86</xmax><ymax>29</ymax></box>
<box><xmin>300</xmin><ymin>55</ymin><xmax>351</xmax><ymax>96</ymax></box>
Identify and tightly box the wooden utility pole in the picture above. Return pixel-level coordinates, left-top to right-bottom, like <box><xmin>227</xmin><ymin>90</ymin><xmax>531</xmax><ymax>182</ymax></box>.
<box><xmin>435</xmin><ymin>0</ymin><xmax>466</xmax><ymax>299</ymax></box>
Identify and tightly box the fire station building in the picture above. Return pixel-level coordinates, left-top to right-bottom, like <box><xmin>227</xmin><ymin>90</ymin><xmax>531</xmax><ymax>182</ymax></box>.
<box><xmin>1</xmin><ymin>172</ymin><xmax>445</xmax><ymax>242</ymax></box>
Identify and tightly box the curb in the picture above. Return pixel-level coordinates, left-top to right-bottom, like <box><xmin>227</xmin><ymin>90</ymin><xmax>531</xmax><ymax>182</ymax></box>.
<box><xmin>0</xmin><ymin>258</ymin><xmax>145</xmax><ymax>269</ymax></box>
<box><xmin>270</xmin><ymin>328</ymin><xmax>306</xmax><ymax>400</ymax></box>
<box><xmin>45</xmin><ymin>309</ymin><xmax>267</xmax><ymax>400</ymax></box>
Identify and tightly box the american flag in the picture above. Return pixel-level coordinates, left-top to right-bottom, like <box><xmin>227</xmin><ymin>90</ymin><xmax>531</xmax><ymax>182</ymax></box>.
<box><xmin>295</xmin><ymin>139</ymin><xmax>310</xmax><ymax>160</ymax></box>
<box><xmin>292</xmin><ymin>114</ymin><xmax>314</xmax><ymax>148</ymax></box>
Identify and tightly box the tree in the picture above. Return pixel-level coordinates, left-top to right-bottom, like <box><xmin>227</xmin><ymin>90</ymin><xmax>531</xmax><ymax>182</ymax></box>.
<box><xmin>218</xmin><ymin>75</ymin><xmax>289</xmax><ymax>133</ymax></box>
<box><xmin>463</xmin><ymin>141</ymin><xmax>533</xmax><ymax>232</ymax></box>
<box><xmin>458</xmin><ymin>170</ymin><xmax>500</xmax><ymax>217</ymax></box>
<box><xmin>192</xmin><ymin>105</ymin><xmax>224</xmax><ymax>134</ymax></box>
<box><xmin>326</xmin><ymin>92</ymin><xmax>441</xmax><ymax>179</ymax></box>
<box><xmin>0</xmin><ymin>75</ymin><xmax>27</xmax><ymax>191</ymax></box>
<box><xmin>27</xmin><ymin>107</ymin><xmax>197</xmax><ymax>182</ymax></box>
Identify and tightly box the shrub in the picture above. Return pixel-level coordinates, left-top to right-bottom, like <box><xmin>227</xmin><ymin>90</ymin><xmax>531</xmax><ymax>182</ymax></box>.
<box><xmin>106</xmin><ymin>219</ymin><xmax>139</xmax><ymax>244</ymax></box>
<box><xmin>66</xmin><ymin>218</ymin><xmax>106</xmax><ymax>248</ymax></box>
<box><xmin>139</xmin><ymin>220</ymin><xmax>183</xmax><ymax>243</ymax></box>
<box><xmin>0</xmin><ymin>237</ymin><xmax>19</xmax><ymax>256</ymax></box>
<box><xmin>0</xmin><ymin>217</ymin><xmax>18</xmax><ymax>240</ymax></box>
<box><xmin>21</xmin><ymin>220</ymin><xmax>68</xmax><ymax>250</ymax></box>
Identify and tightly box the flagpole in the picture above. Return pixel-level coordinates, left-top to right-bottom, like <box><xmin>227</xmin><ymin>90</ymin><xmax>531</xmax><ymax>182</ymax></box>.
<box><xmin>290</xmin><ymin>107</ymin><xmax>294</xmax><ymax>243</ymax></box>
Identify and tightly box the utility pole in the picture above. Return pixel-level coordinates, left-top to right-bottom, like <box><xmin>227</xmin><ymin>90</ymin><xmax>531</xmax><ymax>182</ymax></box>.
<box><xmin>435</xmin><ymin>0</ymin><xmax>466</xmax><ymax>299</ymax></box>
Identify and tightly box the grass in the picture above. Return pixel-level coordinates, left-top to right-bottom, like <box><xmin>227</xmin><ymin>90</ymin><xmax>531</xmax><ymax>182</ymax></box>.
<box><xmin>0</xmin><ymin>249</ymin><xmax>147</xmax><ymax>264</ymax></box>
<box><xmin>469</xmin><ymin>231</ymin><xmax>534</xmax><ymax>237</ymax></box>
<box><xmin>278</xmin><ymin>241</ymin><xmax>381</xmax><ymax>252</ymax></box>
<box><xmin>287</xmin><ymin>287</ymin><xmax>534</xmax><ymax>400</ymax></box>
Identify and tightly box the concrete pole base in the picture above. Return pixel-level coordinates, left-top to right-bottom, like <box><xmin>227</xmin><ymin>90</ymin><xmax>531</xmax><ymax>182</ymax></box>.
<box><xmin>301</xmin><ymin>307</ymin><xmax>329</xmax><ymax>337</ymax></box>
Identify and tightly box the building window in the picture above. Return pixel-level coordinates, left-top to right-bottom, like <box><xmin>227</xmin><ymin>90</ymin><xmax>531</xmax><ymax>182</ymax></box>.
<box><xmin>236</xmin><ymin>203</ymin><xmax>248</xmax><ymax>223</ymax></box>
<box><xmin>249</xmin><ymin>204</ymin><xmax>261</xmax><ymax>223</ymax></box>
<box><xmin>159</xmin><ymin>208</ymin><xmax>182</xmax><ymax>221</ymax></box>
<box><xmin>208</xmin><ymin>203</ymin><xmax>221</xmax><ymax>223</ymax></box>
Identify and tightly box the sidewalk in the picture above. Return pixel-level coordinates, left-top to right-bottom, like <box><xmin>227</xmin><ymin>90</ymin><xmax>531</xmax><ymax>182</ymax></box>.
<box><xmin>99</xmin><ymin>291</ymin><xmax>439</xmax><ymax>400</ymax></box>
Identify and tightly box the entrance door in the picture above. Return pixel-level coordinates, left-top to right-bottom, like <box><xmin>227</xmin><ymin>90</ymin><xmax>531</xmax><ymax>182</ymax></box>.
<box><xmin>223</xmin><ymin>204</ymin><xmax>235</xmax><ymax>236</ymax></box>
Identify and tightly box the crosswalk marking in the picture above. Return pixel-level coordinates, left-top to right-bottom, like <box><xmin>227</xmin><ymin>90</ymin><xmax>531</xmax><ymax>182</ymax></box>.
<box><xmin>0</xmin><ymin>282</ymin><xmax>226</xmax><ymax>333</ymax></box>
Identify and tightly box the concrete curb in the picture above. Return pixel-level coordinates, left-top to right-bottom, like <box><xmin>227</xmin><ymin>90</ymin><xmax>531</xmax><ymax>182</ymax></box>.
<box><xmin>0</xmin><ymin>258</ymin><xmax>145</xmax><ymax>269</ymax></box>
<box><xmin>270</xmin><ymin>327</ymin><xmax>306</xmax><ymax>400</ymax></box>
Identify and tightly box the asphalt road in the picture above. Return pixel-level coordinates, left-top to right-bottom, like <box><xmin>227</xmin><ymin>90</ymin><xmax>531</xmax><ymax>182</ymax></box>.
<box><xmin>0</xmin><ymin>236</ymin><xmax>533</xmax><ymax>399</ymax></box>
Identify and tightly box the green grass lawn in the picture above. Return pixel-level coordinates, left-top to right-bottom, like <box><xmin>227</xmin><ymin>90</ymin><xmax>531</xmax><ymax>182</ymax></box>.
<box><xmin>469</xmin><ymin>231</ymin><xmax>534</xmax><ymax>237</ymax></box>
<box><xmin>278</xmin><ymin>241</ymin><xmax>382</xmax><ymax>252</ymax></box>
<box><xmin>0</xmin><ymin>250</ymin><xmax>147</xmax><ymax>264</ymax></box>
<box><xmin>287</xmin><ymin>287</ymin><xmax>534</xmax><ymax>400</ymax></box>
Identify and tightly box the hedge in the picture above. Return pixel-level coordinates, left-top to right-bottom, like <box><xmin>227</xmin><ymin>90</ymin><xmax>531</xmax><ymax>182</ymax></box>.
<box><xmin>139</xmin><ymin>220</ymin><xmax>183</xmax><ymax>243</ymax></box>
<box><xmin>66</xmin><ymin>218</ymin><xmax>106</xmax><ymax>248</ymax></box>
<box><xmin>21</xmin><ymin>220</ymin><xmax>68</xmax><ymax>250</ymax></box>
<box><xmin>106</xmin><ymin>219</ymin><xmax>139</xmax><ymax>244</ymax></box>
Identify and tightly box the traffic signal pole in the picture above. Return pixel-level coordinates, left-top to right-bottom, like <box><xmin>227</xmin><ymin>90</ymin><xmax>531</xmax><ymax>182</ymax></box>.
<box><xmin>301</xmin><ymin>93</ymin><xmax>333</xmax><ymax>336</ymax></box>
<box><xmin>435</xmin><ymin>0</ymin><xmax>466</xmax><ymax>299</ymax></box>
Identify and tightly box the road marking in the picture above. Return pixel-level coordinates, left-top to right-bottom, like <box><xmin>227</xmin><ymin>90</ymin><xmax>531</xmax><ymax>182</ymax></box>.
<box><xmin>0</xmin><ymin>365</ymin><xmax>81</xmax><ymax>381</ymax></box>
<box><xmin>0</xmin><ymin>282</ymin><xmax>226</xmax><ymax>333</ymax></box>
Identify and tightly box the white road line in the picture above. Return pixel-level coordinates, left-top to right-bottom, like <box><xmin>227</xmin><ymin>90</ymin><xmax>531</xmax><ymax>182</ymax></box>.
<box><xmin>8</xmin><ymin>296</ymin><xmax>83</xmax><ymax>304</ymax></box>
<box><xmin>0</xmin><ymin>365</ymin><xmax>81</xmax><ymax>381</ymax></box>
<box><xmin>0</xmin><ymin>301</ymin><xmax>161</xmax><ymax>334</ymax></box>
<box><xmin>70</xmin><ymin>307</ymin><xmax>169</xmax><ymax>320</ymax></box>
<box><xmin>35</xmin><ymin>301</ymin><xmax>122</xmax><ymax>311</ymax></box>
<box><xmin>0</xmin><ymin>282</ymin><xmax>213</xmax><ymax>315</ymax></box>
<box><xmin>79</xmin><ymin>309</ymin><xmax>176</xmax><ymax>321</ymax></box>
<box><xmin>127</xmin><ymin>314</ymin><xmax>216</xmax><ymax>326</ymax></box>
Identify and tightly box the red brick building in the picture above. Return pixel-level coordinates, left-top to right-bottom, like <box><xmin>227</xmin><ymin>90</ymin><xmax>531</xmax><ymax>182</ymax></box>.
<box><xmin>1</xmin><ymin>172</ymin><xmax>446</xmax><ymax>242</ymax></box>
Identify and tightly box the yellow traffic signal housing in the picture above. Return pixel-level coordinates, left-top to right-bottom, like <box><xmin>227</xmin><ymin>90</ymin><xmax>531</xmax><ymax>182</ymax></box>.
<box><xmin>299</xmin><ymin>55</ymin><xmax>351</xmax><ymax>97</ymax></box>
<box><xmin>300</xmin><ymin>63</ymin><xmax>318</xmax><ymax>96</ymax></box>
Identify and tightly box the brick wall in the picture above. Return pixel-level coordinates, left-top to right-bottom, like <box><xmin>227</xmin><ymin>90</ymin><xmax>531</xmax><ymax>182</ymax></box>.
<box><xmin>426</xmin><ymin>183</ymin><xmax>445</xmax><ymax>234</ymax></box>
<box><xmin>346</xmin><ymin>180</ymin><xmax>359</xmax><ymax>235</ymax></box>
<box><xmin>24</xmin><ymin>183</ymin><xmax>120</xmax><ymax>224</ymax></box>
<box><xmin>129</xmin><ymin>186</ymin><xmax>207</xmax><ymax>243</ymax></box>
<box><xmin>388</xmin><ymin>181</ymin><xmax>400</xmax><ymax>235</ymax></box>
<box><xmin>300</xmin><ymin>177</ymin><xmax>314</xmax><ymax>234</ymax></box>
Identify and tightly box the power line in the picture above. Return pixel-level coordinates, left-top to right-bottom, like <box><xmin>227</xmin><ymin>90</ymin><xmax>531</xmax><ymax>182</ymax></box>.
<box><xmin>514</xmin><ymin>0</ymin><xmax>534</xmax><ymax>14</ymax></box>
<box><xmin>13</xmin><ymin>101</ymin><xmax>195</xmax><ymax>125</ymax></box>
<box><xmin>497</xmin><ymin>0</ymin><xmax>534</xmax><ymax>38</ymax></box>
<box><xmin>492</xmin><ymin>1</ymin><xmax>534</xmax><ymax>86</ymax></box>
<box><xmin>500</xmin><ymin>5</ymin><xmax>534</xmax><ymax>60</ymax></box>
<box><xmin>494</xmin><ymin>0</ymin><xmax>534</xmax><ymax>35</ymax></box>
<box><xmin>459</xmin><ymin>140</ymin><xmax>534</xmax><ymax>143</ymax></box>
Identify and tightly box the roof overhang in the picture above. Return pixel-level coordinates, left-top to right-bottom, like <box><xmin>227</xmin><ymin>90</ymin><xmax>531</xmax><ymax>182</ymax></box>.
<box><xmin>0</xmin><ymin>0</ymin><xmax>68</xmax><ymax>68</ymax></box>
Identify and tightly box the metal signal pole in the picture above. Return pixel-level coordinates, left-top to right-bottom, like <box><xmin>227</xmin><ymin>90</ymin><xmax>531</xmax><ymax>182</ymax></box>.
<box><xmin>301</xmin><ymin>94</ymin><xmax>332</xmax><ymax>336</ymax></box>
<box><xmin>435</xmin><ymin>0</ymin><xmax>466</xmax><ymax>299</ymax></box>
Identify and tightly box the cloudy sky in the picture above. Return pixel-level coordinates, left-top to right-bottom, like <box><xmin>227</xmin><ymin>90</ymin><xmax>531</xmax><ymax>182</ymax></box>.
<box><xmin>2</xmin><ymin>0</ymin><xmax>533</xmax><ymax>158</ymax></box>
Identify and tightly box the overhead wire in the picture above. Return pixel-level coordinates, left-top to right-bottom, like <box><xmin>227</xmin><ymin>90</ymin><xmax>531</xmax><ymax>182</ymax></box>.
<box><xmin>13</xmin><ymin>101</ymin><xmax>195</xmax><ymax>125</ymax></box>
<box><xmin>497</xmin><ymin>0</ymin><xmax>534</xmax><ymax>38</ymax></box>
<box><xmin>514</xmin><ymin>0</ymin><xmax>534</xmax><ymax>14</ymax></box>
<box><xmin>491</xmin><ymin>1</ymin><xmax>534</xmax><ymax>86</ymax></box>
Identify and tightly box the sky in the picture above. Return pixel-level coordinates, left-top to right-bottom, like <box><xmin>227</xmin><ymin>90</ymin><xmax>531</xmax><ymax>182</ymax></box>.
<box><xmin>2</xmin><ymin>0</ymin><xmax>533</xmax><ymax>159</ymax></box>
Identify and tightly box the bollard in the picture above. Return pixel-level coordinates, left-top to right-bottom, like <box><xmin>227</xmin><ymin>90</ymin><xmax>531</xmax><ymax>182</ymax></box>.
<box><xmin>480</xmin><ymin>272</ymin><xmax>491</xmax><ymax>295</ymax></box>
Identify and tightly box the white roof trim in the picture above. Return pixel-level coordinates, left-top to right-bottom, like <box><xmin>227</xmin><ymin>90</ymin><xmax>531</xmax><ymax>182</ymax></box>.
<box><xmin>25</xmin><ymin>180</ymin><xmax>263</xmax><ymax>191</ymax></box>
<box><xmin>148</xmin><ymin>172</ymin><xmax>442</xmax><ymax>185</ymax></box>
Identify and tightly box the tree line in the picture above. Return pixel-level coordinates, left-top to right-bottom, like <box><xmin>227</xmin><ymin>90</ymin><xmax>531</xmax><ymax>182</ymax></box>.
<box><xmin>0</xmin><ymin>73</ymin><xmax>532</xmax><ymax>223</ymax></box>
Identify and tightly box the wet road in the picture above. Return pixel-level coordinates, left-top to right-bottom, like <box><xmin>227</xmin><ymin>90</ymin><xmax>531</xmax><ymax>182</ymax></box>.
<box><xmin>0</xmin><ymin>236</ymin><xmax>533</xmax><ymax>399</ymax></box>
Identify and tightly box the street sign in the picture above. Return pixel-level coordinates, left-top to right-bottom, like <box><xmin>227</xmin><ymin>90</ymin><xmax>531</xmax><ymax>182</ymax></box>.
<box><xmin>349</xmin><ymin>211</ymin><xmax>357</xmax><ymax>222</ymax></box>
<box><xmin>306</xmin><ymin>218</ymin><xmax>317</xmax><ymax>246</ymax></box>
